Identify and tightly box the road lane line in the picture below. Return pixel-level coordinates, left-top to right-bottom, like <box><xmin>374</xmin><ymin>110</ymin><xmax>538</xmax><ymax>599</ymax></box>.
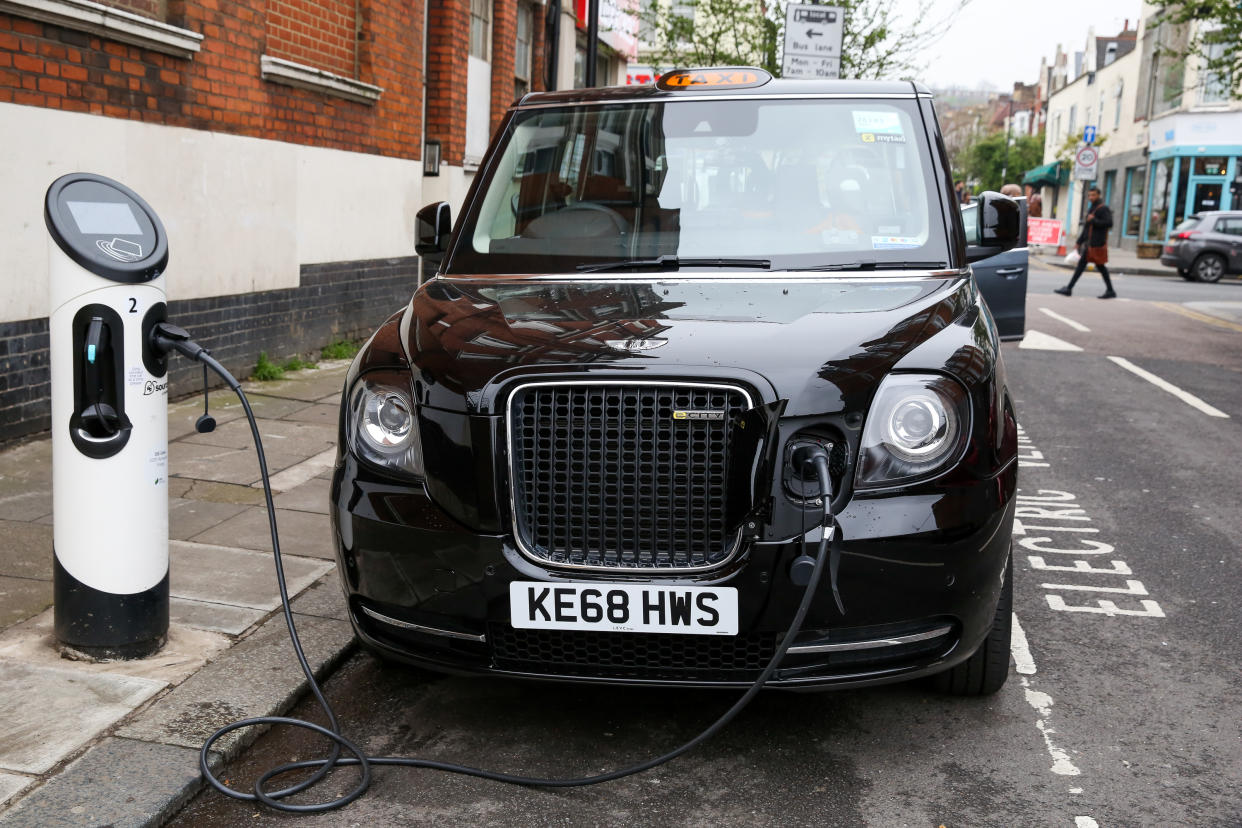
<box><xmin>1106</xmin><ymin>356</ymin><xmax>1230</xmax><ymax>418</ymax></box>
<box><xmin>1038</xmin><ymin>307</ymin><xmax>1091</xmax><ymax>332</ymax></box>
<box><xmin>1152</xmin><ymin>300</ymin><xmax>1242</xmax><ymax>334</ymax></box>
<box><xmin>1010</xmin><ymin>613</ymin><xmax>1037</xmax><ymax>675</ymax></box>
<box><xmin>1075</xmin><ymin>817</ymin><xmax>1100</xmax><ymax>828</ymax></box>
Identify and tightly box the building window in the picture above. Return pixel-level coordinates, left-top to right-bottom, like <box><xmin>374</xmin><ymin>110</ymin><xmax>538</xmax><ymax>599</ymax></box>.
<box><xmin>1068</xmin><ymin>104</ymin><xmax>1076</xmax><ymax>135</ymax></box>
<box><xmin>1123</xmin><ymin>166</ymin><xmax>1144</xmax><ymax>237</ymax></box>
<box><xmin>515</xmin><ymin>3</ymin><xmax>533</xmax><ymax>97</ymax></box>
<box><xmin>1145</xmin><ymin>158</ymin><xmax>1173</xmax><ymax>243</ymax></box>
<box><xmin>1199</xmin><ymin>38</ymin><xmax>1231</xmax><ymax>104</ymax></box>
<box><xmin>470</xmin><ymin>0</ymin><xmax>491</xmax><ymax>61</ymax></box>
<box><xmin>1114</xmin><ymin>80</ymin><xmax>1123</xmax><ymax>128</ymax></box>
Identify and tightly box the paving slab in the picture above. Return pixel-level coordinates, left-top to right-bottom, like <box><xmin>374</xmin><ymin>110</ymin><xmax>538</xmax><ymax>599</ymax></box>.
<box><xmin>0</xmin><ymin>775</ymin><xmax>32</xmax><ymax>810</ymax></box>
<box><xmin>0</xmin><ymin>522</ymin><xmax>52</xmax><ymax>580</ymax></box>
<box><xmin>259</xmin><ymin>447</ymin><xmax>337</xmax><ymax>493</ymax></box>
<box><xmin>0</xmin><ymin>738</ymin><xmax>203</xmax><ymax>828</ymax></box>
<box><xmin>239</xmin><ymin>393</ymin><xmax>317</xmax><ymax>421</ymax></box>
<box><xmin>168</xmin><ymin>441</ymin><xmax>308</xmax><ymax>487</ymax></box>
<box><xmin>0</xmin><ymin>479</ymin><xmax>51</xmax><ymax>523</ymax></box>
<box><xmin>114</xmin><ymin>613</ymin><xmax>355</xmax><ymax>758</ymax></box>
<box><xmin>0</xmin><ymin>578</ymin><xmax>51</xmax><ymax>632</ymax></box>
<box><xmin>178</xmin><ymin>479</ymin><xmax>266</xmax><ymax>506</ymax></box>
<box><xmin>272</xmin><ymin>475</ymin><xmax>332</xmax><ymax>515</ymax></box>
<box><xmin>281</xmin><ymin>402</ymin><xmax>340</xmax><ymax>426</ymax></box>
<box><xmin>288</xmin><ymin>574</ymin><xmax>349</xmax><ymax>622</ymax></box>
<box><xmin>191</xmin><ymin>506</ymin><xmax>336</xmax><ymax>560</ymax></box>
<box><xmin>169</xmin><ymin>497</ymin><xmax>250</xmax><ymax>541</ymax></box>
<box><xmin>0</xmin><ymin>610</ymin><xmax>230</xmax><ymax>686</ymax></box>
<box><xmin>169</xmin><ymin>597</ymin><xmax>267</xmax><ymax>636</ymax></box>
<box><xmin>245</xmin><ymin>368</ymin><xmax>348</xmax><ymax>403</ymax></box>
<box><xmin>0</xmin><ymin>440</ymin><xmax>52</xmax><ymax>486</ymax></box>
<box><xmin>169</xmin><ymin>540</ymin><xmax>332</xmax><ymax>610</ymax></box>
<box><xmin>167</xmin><ymin>388</ymin><xmax>247</xmax><ymax>442</ymax></box>
<box><xmin>0</xmin><ymin>660</ymin><xmax>164</xmax><ymax>774</ymax></box>
<box><xmin>181</xmin><ymin>416</ymin><xmax>337</xmax><ymax>454</ymax></box>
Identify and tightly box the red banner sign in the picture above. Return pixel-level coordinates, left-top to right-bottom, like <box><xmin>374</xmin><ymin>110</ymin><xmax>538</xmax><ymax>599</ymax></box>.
<box><xmin>1027</xmin><ymin>217</ymin><xmax>1062</xmax><ymax>246</ymax></box>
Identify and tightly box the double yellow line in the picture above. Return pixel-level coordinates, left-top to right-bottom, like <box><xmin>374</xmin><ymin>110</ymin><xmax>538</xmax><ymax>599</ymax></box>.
<box><xmin>1152</xmin><ymin>301</ymin><xmax>1242</xmax><ymax>334</ymax></box>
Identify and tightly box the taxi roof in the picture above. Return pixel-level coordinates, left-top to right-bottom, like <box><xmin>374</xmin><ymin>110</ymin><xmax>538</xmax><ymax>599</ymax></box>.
<box><xmin>515</xmin><ymin>76</ymin><xmax>932</xmax><ymax>110</ymax></box>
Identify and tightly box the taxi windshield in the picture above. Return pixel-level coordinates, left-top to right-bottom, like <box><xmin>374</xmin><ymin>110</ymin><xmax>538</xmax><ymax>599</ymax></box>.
<box><xmin>449</xmin><ymin>98</ymin><xmax>947</xmax><ymax>274</ymax></box>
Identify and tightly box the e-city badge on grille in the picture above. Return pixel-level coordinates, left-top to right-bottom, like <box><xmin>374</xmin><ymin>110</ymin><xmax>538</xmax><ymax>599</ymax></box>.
<box><xmin>510</xmin><ymin>582</ymin><xmax>739</xmax><ymax>635</ymax></box>
<box><xmin>672</xmin><ymin>409</ymin><xmax>726</xmax><ymax>420</ymax></box>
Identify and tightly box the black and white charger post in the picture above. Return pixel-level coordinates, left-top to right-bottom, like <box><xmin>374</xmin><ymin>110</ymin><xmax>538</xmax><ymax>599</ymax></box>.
<box><xmin>45</xmin><ymin>173</ymin><xmax>172</xmax><ymax>659</ymax></box>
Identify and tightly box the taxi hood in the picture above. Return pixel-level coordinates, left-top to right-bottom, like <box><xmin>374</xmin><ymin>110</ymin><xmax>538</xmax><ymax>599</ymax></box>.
<box><xmin>404</xmin><ymin>275</ymin><xmax>977</xmax><ymax>416</ymax></box>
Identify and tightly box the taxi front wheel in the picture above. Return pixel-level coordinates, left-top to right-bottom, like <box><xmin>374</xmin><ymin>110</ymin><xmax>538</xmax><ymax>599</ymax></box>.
<box><xmin>930</xmin><ymin>551</ymin><xmax>1012</xmax><ymax>697</ymax></box>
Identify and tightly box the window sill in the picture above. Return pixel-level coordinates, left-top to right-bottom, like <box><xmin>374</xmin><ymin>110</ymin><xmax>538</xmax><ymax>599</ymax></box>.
<box><xmin>0</xmin><ymin>0</ymin><xmax>202</xmax><ymax>58</ymax></box>
<box><xmin>260</xmin><ymin>56</ymin><xmax>382</xmax><ymax>105</ymax></box>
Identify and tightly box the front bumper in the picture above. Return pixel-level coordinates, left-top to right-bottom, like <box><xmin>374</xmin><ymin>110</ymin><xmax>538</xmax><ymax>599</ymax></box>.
<box><xmin>331</xmin><ymin>455</ymin><xmax>1016</xmax><ymax>689</ymax></box>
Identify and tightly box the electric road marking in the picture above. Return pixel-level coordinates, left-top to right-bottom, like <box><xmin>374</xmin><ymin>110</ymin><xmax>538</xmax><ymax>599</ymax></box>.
<box><xmin>1107</xmin><ymin>356</ymin><xmax>1229</xmax><ymax>418</ymax></box>
<box><xmin>1038</xmin><ymin>307</ymin><xmax>1091</xmax><ymax>332</ymax></box>
<box><xmin>1013</xmin><ymin>427</ymin><xmax>1166</xmax><ymax>619</ymax></box>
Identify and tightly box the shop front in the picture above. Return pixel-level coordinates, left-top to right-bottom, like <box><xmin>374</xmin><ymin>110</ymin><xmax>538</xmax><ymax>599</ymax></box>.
<box><xmin>1142</xmin><ymin>110</ymin><xmax>1242</xmax><ymax>245</ymax></box>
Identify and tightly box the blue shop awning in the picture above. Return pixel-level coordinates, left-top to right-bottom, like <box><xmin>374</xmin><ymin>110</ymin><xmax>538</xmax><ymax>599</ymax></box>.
<box><xmin>1023</xmin><ymin>161</ymin><xmax>1066</xmax><ymax>188</ymax></box>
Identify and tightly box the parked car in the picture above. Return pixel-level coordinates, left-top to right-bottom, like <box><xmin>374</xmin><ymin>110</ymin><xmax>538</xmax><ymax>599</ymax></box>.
<box><xmin>962</xmin><ymin>199</ymin><xmax>1028</xmax><ymax>340</ymax></box>
<box><xmin>332</xmin><ymin>68</ymin><xmax>1021</xmax><ymax>697</ymax></box>
<box><xmin>1161</xmin><ymin>211</ymin><xmax>1242</xmax><ymax>282</ymax></box>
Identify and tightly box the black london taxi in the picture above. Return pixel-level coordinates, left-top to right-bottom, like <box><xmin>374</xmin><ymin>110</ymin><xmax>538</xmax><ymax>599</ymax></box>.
<box><xmin>331</xmin><ymin>68</ymin><xmax>1021</xmax><ymax>695</ymax></box>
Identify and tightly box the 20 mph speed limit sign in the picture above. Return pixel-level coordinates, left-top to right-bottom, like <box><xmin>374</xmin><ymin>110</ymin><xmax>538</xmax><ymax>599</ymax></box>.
<box><xmin>1074</xmin><ymin>145</ymin><xmax>1099</xmax><ymax>180</ymax></box>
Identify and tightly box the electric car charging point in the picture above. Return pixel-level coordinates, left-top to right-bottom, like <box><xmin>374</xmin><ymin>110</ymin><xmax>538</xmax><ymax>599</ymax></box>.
<box><xmin>45</xmin><ymin>172</ymin><xmax>171</xmax><ymax>660</ymax></box>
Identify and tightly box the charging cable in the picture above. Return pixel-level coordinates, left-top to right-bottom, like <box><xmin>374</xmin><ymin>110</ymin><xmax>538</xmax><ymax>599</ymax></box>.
<box><xmin>150</xmin><ymin>322</ymin><xmax>836</xmax><ymax>814</ymax></box>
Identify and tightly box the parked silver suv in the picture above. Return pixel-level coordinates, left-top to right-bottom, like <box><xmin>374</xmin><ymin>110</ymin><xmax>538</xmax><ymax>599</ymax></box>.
<box><xmin>1160</xmin><ymin>211</ymin><xmax>1242</xmax><ymax>283</ymax></box>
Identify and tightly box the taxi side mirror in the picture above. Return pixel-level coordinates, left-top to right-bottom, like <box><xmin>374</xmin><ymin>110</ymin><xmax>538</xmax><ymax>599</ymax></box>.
<box><xmin>965</xmin><ymin>191</ymin><xmax>1020</xmax><ymax>262</ymax></box>
<box><xmin>415</xmin><ymin>201</ymin><xmax>452</xmax><ymax>256</ymax></box>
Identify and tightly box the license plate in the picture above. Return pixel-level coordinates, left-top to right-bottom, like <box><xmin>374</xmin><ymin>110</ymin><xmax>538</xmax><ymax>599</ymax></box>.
<box><xmin>509</xmin><ymin>582</ymin><xmax>738</xmax><ymax>635</ymax></box>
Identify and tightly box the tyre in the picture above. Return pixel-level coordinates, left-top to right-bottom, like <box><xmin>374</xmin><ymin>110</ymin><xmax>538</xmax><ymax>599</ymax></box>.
<box><xmin>1192</xmin><ymin>253</ymin><xmax>1226</xmax><ymax>283</ymax></box>
<box><xmin>931</xmin><ymin>551</ymin><xmax>1012</xmax><ymax>696</ymax></box>
<box><xmin>1178</xmin><ymin>268</ymin><xmax>1196</xmax><ymax>281</ymax></box>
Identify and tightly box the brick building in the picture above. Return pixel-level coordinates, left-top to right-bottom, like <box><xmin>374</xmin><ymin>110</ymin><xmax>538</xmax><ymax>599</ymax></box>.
<box><xmin>0</xmin><ymin>0</ymin><xmax>637</xmax><ymax>442</ymax></box>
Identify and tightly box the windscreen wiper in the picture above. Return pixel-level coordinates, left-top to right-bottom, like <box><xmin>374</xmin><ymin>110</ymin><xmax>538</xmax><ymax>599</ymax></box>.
<box><xmin>789</xmin><ymin>261</ymin><xmax>949</xmax><ymax>272</ymax></box>
<box><xmin>576</xmin><ymin>256</ymin><xmax>772</xmax><ymax>273</ymax></box>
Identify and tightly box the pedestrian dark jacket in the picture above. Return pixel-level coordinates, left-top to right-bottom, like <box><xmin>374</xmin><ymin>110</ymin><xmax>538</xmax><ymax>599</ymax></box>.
<box><xmin>1077</xmin><ymin>204</ymin><xmax>1113</xmax><ymax>248</ymax></box>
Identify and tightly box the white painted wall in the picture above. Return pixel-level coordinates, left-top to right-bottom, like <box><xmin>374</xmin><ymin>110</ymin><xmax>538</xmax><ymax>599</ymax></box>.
<box><xmin>1</xmin><ymin>103</ymin><xmax>423</xmax><ymax>323</ymax></box>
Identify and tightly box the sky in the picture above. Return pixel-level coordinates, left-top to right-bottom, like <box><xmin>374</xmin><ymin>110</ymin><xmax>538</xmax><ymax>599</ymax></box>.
<box><xmin>889</xmin><ymin>0</ymin><xmax>1146</xmax><ymax>90</ymax></box>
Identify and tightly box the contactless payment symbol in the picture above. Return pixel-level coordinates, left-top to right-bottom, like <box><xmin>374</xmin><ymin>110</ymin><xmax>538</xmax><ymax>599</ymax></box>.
<box><xmin>97</xmin><ymin>237</ymin><xmax>143</xmax><ymax>262</ymax></box>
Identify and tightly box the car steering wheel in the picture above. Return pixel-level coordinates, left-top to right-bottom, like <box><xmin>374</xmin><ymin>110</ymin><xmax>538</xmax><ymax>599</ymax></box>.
<box><xmin>563</xmin><ymin>201</ymin><xmax>628</xmax><ymax>235</ymax></box>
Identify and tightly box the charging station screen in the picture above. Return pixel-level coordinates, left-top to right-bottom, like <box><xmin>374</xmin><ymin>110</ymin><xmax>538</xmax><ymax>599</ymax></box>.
<box><xmin>66</xmin><ymin>201</ymin><xmax>143</xmax><ymax>236</ymax></box>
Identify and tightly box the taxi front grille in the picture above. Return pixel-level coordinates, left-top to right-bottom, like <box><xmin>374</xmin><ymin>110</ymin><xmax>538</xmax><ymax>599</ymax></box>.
<box><xmin>507</xmin><ymin>381</ymin><xmax>750</xmax><ymax>571</ymax></box>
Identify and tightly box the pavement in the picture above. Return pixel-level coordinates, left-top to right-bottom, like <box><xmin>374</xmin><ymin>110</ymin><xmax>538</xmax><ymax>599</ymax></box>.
<box><xmin>1030</xmin><ymin>245</ymin><xmax>1177</xmax><ymax>277</ymax></box>
<box><xmin>0</xmin><ymin>361</ymin><xmax>357</xmax><ymax>827</ymax></box>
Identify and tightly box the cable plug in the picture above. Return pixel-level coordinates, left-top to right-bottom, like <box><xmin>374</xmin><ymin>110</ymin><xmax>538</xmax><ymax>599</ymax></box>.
<box><xmin>150</xmin><ymin>322</ymin><xmax>209</xmax><ymax>362</ymax></box>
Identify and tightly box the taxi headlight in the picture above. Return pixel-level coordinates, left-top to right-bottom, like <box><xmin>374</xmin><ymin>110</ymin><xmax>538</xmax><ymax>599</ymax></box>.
<box><xmin>855</xmin><ymin>373</ymin><xmax>970</xmax><ymax>487</ymax></box>
<box><xmin>347</xmin><ymin>372</ymin><xmax>423</xmax><ymax>479</ymax></box>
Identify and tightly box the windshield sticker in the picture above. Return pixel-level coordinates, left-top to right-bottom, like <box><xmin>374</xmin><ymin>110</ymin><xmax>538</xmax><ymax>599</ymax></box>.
<box><xmin>853</xmin><ymin>110</ymin><xmax>905</xmax><ymax>144</ymax></box>
<box><xmin>872</xmin><ymin>235</ymin><xmax>923</xmax><ymax>250</ymax></box>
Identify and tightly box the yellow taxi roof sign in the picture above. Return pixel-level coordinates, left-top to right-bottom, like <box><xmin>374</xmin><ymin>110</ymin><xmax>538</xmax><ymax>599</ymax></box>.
<box><xmin>656</xmin><ymin>67</ymin><xmax>772</xmax><ymax>91</ymax></box>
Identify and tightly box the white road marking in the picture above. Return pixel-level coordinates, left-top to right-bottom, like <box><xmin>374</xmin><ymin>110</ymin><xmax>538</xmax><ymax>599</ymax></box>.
<box><xmin>1010</xmin><ymin>613</ymin><xmax>1036</xmax><ymax>675</ymax></box>
<box><xmin>1038</xmin><ymin>307</ymin><xmax>1091</xmax><ymax>332</ymax></box>
<box><xmin>1107</xmin><ymin>356</ymin><xmax>1229</xmax><ymax>418</ymax></box>
<box><xmin>1023</xmin><ymin>682</ymin><xmax>1082</xmax><ymax>776</ymax></box>
<box><xmin>1075</xmin><ymin>817</ymin><xmax>1099</xmax><ymax>828</ymax></box>
<box><xmin>1020</xmin><ymin>330</ymin><xmax>1083</xmax><ymax>352</ymax></box>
